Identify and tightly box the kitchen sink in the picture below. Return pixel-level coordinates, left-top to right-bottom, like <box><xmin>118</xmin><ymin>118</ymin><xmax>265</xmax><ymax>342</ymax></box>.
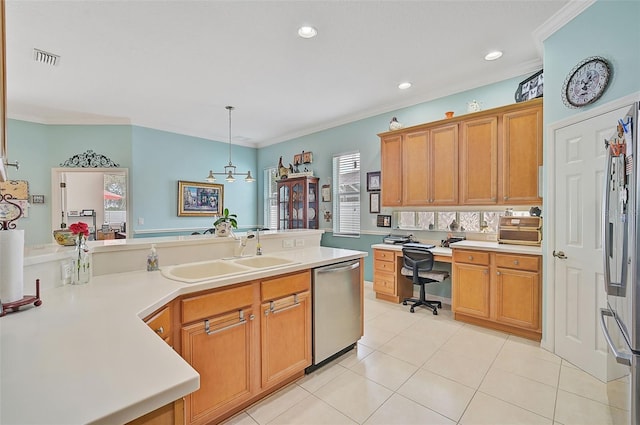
<box><xmin>161</xmin><ymin>260</ymin><xmax>250</xmax><ymax>283</ymax></box>
<box><xmin>233</xmin><ymin>256</ymin><xmax>295</xmax><ymax>269</ymax></box>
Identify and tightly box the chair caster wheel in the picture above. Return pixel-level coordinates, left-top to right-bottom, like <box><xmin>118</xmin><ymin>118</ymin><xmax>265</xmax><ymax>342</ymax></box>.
<box><xmin>432</xmin><ymin>310</ymin><xmax>438</xmax><ymax>315</ymax></box>
<box><xmin>403</xmin><ymin>301</ymin><xmax>408</xmax><ymax>305</ymax></box>
<box><xmin>410</xmin><ymin>308</ymin><xmax>415</xmax><ymax>313</ymax></box>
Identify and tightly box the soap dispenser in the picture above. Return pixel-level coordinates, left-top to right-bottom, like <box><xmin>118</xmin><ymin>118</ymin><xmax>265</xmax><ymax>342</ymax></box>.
<box><xmin>147</xmin><ymin>244</ymin><xmax>159</xmax><ymax>271</ymax></box>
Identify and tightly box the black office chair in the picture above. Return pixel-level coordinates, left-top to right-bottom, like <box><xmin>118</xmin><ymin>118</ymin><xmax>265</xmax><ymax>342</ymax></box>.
<box><xmin>202</xmin><ymin>228</ymin><xmax>215</xmax><ymax>234</ymax></box>
<box><xmin>401</xmin><ymin>246</ymin><xmax>449</xmax><ymax>315</ymax></box>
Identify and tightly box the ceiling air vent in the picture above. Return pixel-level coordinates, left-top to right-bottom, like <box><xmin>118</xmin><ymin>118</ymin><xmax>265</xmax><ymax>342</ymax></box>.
<box><xmin>33</xmin><ymin>48</ymin><xmax>59</xmax><ymax>66</ymax></box>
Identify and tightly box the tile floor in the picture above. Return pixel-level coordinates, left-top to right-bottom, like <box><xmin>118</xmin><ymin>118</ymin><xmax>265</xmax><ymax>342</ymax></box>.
<box><xmin>224</xmin><ymin>282</ymin><xmax>630</xmax><ymax>425</ymax></box>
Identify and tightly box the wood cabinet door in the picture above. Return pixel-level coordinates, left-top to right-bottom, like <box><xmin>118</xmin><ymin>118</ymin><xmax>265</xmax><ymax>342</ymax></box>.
<box><xmin>501</xmin><ymin>105</ymin><xmax>543</xmax><ymax>204</ymax></box>
<box><xmin>381</xmin><ymin>134</ymin><xmax>403</xmax><ymax>206</ymax></box>
<box><xmin>495</xmin><ymin>268</ymin><xmax>540</xmax><ymax>330</ymax></box>
<box><xmin>452</xmin><ymin>263</ymin><xmax>490</xmax><ymax>318</ymax></box>
<box><xmin>402</xmin><ymin>130</ymin><xmax>429</xmax><ymax>205</ymax></box>
<box><xmin>430</xmin><ymin>124</ymin><xmax>458</xmax><ymax>205</ymax></box>
<box><xmin>261</xmin><ymin>291</ymin><xmax>311</xmax><ymax>389</ymax></box>
<box><xmin>181</xmin><ymin>308</ymin><xmax>256</xmax><ymax>425</ymax></box>
<box><xmin>460</xmin><ymin>117</ymin><xmax>498</xmax><ymax>205</ymax></box>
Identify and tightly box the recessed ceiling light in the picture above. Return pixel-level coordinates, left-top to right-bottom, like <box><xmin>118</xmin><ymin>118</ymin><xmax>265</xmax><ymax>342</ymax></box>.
<box><xmin>298</xmin><ymin>26</ymin><xmax>318</xmax><ymax>39</ymax></box>
<box><xmin>398</xmin><ymin>82</ymin><xmax>412</xmax><ymax>90</ymax></box>
<box><xmin>484</xmin><ymin>50</ymin><xmax>503</xmax><ymax>61</ymax></box>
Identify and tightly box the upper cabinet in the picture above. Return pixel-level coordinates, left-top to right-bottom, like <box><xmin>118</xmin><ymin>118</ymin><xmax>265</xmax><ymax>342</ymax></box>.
<box><xmin>379</xmin><ymin>98</ymin><xmax>542</xmax><ymax>207</ymax></box>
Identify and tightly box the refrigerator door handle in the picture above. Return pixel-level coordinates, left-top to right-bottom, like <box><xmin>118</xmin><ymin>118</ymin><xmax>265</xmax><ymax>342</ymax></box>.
<box><xmin>602</xmin><ymin>150</ymin><xmax>613</xmax><ymax>294</ymax></box>
<box><xmin>599</xmin><ymin>308</ymin><xmax>632</xmax><ymax>366</ymax></box>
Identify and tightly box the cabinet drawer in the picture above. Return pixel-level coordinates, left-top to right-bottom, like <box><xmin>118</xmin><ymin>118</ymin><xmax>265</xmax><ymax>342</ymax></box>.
<box><xmin>261</xmin><ymin>270</ymin><xmax>311</xmax><ymax>302</ymax></box>
<box><xmin>182</xmin><ymin>283</ymin><xmax>254</xmax><ymax>324</ymax></box>
<box><xmin>145</xmin><ymin>306</ymin><xmax>171</xmax><ymax>340</ymax></box>
<box><xmin>373</xmin><ymin>272</ymin><xmax>395</xmax><ymax>295</ymax></box>
<box><xmin>495</xmin><ymin>254</ymin><xmax>540</xmax><ymax>272</ymax></box>
<box><xmin>374</xmin><ymin>249</ymin><xmax>396</xmax><ymax>262</ymax></box>
<box><xmin>375</xmin><ymin>260</ymin><xmax>396</xmax><ymax>273</ymax></box>
<box><xmin>453</xmin><ymin>249</ymin><xmax>490</xmax><ymax>266</ymax></box>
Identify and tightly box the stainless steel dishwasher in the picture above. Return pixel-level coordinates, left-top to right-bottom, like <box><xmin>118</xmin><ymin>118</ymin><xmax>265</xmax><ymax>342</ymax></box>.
<box><xmin>308</xmin><ymin>259</ymin><xmax>362</xmax><ymax>372</ymax></box>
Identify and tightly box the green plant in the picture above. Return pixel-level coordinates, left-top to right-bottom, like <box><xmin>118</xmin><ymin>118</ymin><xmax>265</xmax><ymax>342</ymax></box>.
<box><xmin>213</xmin><ymin>208</ymin><xmax>238</xmax><ymax>229</ymax></box>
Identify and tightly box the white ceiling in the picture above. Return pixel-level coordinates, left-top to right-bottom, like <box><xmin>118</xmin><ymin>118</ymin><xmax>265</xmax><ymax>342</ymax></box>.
<box><xmin>5</xmin><ymin>1</ymin><xmax>583</xmax><ymax>148</ymax></box>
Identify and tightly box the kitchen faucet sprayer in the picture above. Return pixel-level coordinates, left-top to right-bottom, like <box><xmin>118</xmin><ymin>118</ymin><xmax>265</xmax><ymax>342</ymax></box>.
<box><xmin>256</xmin><ymin>228</ymin><xmax>262</xmax><ymax>256</ymax></box>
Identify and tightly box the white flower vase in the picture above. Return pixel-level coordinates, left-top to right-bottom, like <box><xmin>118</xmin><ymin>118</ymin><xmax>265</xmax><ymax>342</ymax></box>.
<box><xmin>215</xmin><ymin>221</ymin><xmax>232</xmax><ymax>237</ymax></box>
<box><xmin>71</xmin><ymin>236</ymin><xmax>91</xmax><ymax>285</ymax></box>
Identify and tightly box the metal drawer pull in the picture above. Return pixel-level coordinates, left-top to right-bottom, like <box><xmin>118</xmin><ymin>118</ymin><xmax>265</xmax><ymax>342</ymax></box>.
<box><xmin>205</xmin><ymin>310</ymin><xmax>253</xmax><ymax>336</ymax></box>
<box><xmin>266</xmin><ymin>294</ymin><xmax>300</xmax><ymax>315</ymax></box>
<box><xmin>468</xmin><ymin>256</ymin><xmax>473</xmax><ymax>260</ymax></box>
<box><xmin>514</xmin><ymin>260</ymin><xmax>519</xmax><ymax>265</ymax></box>
<box><xmin>155</xmin><ymin>326</ymin><xmax>164</xmax><ymax>335</ymax></box>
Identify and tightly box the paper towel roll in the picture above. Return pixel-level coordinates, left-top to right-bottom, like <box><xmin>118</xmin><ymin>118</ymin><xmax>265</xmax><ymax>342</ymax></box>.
<box><xmin>0</xmin><ymin>230</ymin><xmax>24</xmax><ymax>303</ymax></box>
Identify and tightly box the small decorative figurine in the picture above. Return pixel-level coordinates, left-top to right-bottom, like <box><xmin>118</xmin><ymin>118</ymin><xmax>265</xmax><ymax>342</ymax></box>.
<box><xmin>468</xmin><ymin>100</ymin><xmax>482</xmax><ymax>113</ymax></box>
<box><xmin>389</xmin><ymin>117</ymin><xmax>403</xmax><ymax>131</ymax></box>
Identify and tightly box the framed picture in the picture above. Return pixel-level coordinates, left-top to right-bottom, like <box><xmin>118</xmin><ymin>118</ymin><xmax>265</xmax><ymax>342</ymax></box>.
<box><xmin>293</xmin><ymin>153</ymin><xmax>303</xmax><ymax>166</ymax></box>
<box><xmin>377</xmin><ymin>214</ymin><xmax>392</xmax><ymax>228</ymax></box>
<box><xmin>178</xmin><ymin>180</ymin><xmax>224</xmax><ymax>217</ymax></box>
<box><xmin>31</xmin><ymin>194</ymin><xmax>45</xmax><ymax>204</ymax></box>
<box><xmin>82</xmin><ymin>209</ymin><xmax>95</xmax><ymax>216</ymax></box>
<box><xmin>515</xmin><ymin>69</ymin><xmax>543</xmax><ymax>103</ymax></box>
<box><xmin>369</xmin><ymin>192</ymin><xmax>380</xmax><ymax>213</ymax></box>
<box><xmin>367</xmin><ymin>171</ymin><xmax>381</xmax><ymax>192</ymax></box>
<box><xmin>303</xmin><ymin>151</ymin><xmax>313</xmax><ymax>164</ymax></box>
<box><xmin>321</xmin><ymin>184</ymin><xmax>331</xmax><ymax>202</ymax></box>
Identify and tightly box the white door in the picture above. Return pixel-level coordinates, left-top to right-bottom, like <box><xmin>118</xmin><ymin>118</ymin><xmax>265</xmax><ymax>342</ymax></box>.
<box><xmin>554</xmin><ymin>106</ymin><xmax>631</xmax><ymax>381</ymax></box>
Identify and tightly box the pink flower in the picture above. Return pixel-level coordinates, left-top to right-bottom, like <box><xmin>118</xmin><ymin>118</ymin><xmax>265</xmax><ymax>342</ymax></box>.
<box><xmin>69</xmin><ymin>222</ymin><xmax>89</xmax><ymax>237</ymax></box>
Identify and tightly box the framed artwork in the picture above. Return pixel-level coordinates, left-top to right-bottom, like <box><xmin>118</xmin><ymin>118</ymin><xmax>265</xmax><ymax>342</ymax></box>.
<box><xmin>293</xmin><ymin>153</ymin><xmax>303</xmax><ymax>166</ymax></box>
<box><xmin>515</xmin><ymin>69</ymin><xmax>543</xmax><ymax>103</ymax></box>
<box><xmin>367</xmin><ymin>171</ymin><xmax>381</xmax><ymax>192</ymax></box>
<box><xmin>321</xmin><ymin>184</ymin><xmax>331</xmax><ymax>202</ymax></box>
<box><xmin>303</xmin><ymin>151</ymin><xmax>313</xmax><ymax>164</ymax></box>
<box><xmin>377</xmin><ymin>214</ymin><xmax>391</xmax><ymax>228</ymax></box>
<box><xmin>369</xmin><ymin>192</ymin><xmax>380</xmax><ymax>213</ymax></box>
<box><xmin>178</xmin><ymin>180</ymin><xmax>224</xmax><ymax>217</ymax></box>
<box><xmin>31</xmin><ymin>194</ymin><xmax>45</xmax><ymax>204</ymax></box>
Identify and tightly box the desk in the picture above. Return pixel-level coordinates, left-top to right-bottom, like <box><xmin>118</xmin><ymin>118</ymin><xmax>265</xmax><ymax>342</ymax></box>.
<box><xmin>371</xmin><ymin>243</ymin><xmax>451</xmax><ymax>303</ymax></box>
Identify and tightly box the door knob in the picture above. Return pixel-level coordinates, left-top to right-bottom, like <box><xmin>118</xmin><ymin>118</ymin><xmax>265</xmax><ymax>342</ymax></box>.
<box><xmin>553</xmin><ymin>250</ymin><xmax>568</xmax><ymax>260</ymax></box>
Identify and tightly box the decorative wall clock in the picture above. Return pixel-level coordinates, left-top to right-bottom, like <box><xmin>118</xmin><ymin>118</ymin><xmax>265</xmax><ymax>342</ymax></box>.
<box><xmin>561</xmin><ymin>56</ymin><xmax>611</xmax><ymax>108</ymax></box>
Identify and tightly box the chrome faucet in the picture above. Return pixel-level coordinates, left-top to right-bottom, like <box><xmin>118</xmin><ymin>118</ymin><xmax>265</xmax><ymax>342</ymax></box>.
<box><xmin>256</xmin><ymin>228</ymin><xmax>262</xmax><ymax>256</ymax></box>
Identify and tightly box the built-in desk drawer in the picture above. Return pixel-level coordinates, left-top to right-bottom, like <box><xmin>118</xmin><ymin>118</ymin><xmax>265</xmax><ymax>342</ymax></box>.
<box><xmin>495</xmin><ymin>253</ymin><xmax>539</xmax><ymax>272</ymax></box>
<box><xmin>374</xmin><ymin>249</ymin><xmax>396</xmax><ymax>262</ymax></box>
<box><xmin>453</xmin><ymin>249</ymin><xmax>490</xmax><ymax>266</ymax></box>
<box><xmin>373</xmin><ymin>271</ymin><xmax>395</xmax><ymax>295</ymax></box>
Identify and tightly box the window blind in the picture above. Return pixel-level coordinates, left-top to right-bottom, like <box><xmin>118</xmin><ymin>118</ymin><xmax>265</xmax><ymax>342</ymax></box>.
<box><xmin>263</xmin><ymin>167</ymin><xmax>278</xmax><ymax>230</ymax></box>
<box><xmin>332</xmin><ymin>151</ymin><xmax>360</xmax><ymax>236</ymax></box>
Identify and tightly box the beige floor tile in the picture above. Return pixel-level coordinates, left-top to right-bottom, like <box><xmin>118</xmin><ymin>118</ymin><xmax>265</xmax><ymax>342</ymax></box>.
<box><xmin>245</xmin><ymin>383</ymin><xmax>310</xmax><ymax>424</ymax></box>
<box><xmin>364</xmin><ymin>393</ymin><xmax>455</xmax><ymax>425</ymax></box>
<box><xmin>313</xmin><ymin>369</ymin><xmax>393</xmax><ymax>423</ymax></box>
<box><xmin>348</xmin><ymin>350</ymin><xmax>419</xmax><ymax>391</ymax></box>
<box><xmin>268</xmin><ymin>394</ymin><xmax>357</xmax><ymax>425</ymax></box>
<box><xmin>222</xmin><ymin>411</ymin><xmax>259</xmax><ymax>425</ymax></box>
<box><xmin>460</xmin><ymin>391</ymin><xmax>552</xmax><ymax>425</ymax></box>
<box><xmin>558</xmin><ymin>365</ymin><xmax>629</xmax><ymax>410</ymax></box>
<box><xmin>554</xmin><ymin>389</ymin><xmax>629</xmax><ymax>425</ymax></box>
<box><xmin>479</xmin><ymin>368</ymin><xmax>557</xmax><ymax>419</ymax></box>
<box><xmin>364</xmin><ymin>299</ymin><xmax>397</xmax><ymax>321</ymax></box>
<box><xmin>492</xmin><ymin>348</ymin><xmax>561</xmax><ymax>387</ymax></box>
<box><xmin>377</xmin><ymin>333</ymin><xmax>441</xmax><ymax>366</ymax></box>
<box><xmin>365</xmin><ymin>309</ymin><xmax>422</xmax><ymax>334</ymax></box>
<box><xmin>503</xmin><ymin>335</ymin><xmax>562</xmax><ymax>365</ymax></box>
<box><xmin>441</xmin><ymin>325</ymin><xmax>506</xmax><ymax>363</ymax></box>
<box><xmin>397</xmin><ymin>368</ymin><xmax>475</xmax><ymax>422</ymax></box>
<box><xmin>297</xmin><ymin>361</ymin><xmax>348</xmax><ymax>394</ymax></box>
<box><xmin>423</xmin><ymin>347</ymin><xmax>492</xmax><ymax>389</ymax></box>
<box><xmin>359</xmin><ymin>323</ymin><xmax>397</xmax><ymax>350</ymax></box>
<box><xmin>336</xmin><ymin>343</ymin><xmax>375</xmax><ymax>369</ymax></box>
<box><xmin>400</xmin><ymin>314</ymin><xmax>462</xmax><ymax>345</ymax></box>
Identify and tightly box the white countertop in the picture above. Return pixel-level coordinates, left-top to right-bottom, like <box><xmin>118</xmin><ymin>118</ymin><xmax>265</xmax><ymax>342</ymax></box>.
<box><xmin>1</xmin><ymin>246</ymin><xmax>366</xmax><ymax>425</ymax></box>
<box><xmin>371</xmin><ymin>243</ymin><xmax>452</xmax><ymax>257</ymax></box>
<box><xmin>371</xmin><ymin>240</ymin><xmax>541</xmax><ymax>257</ymax></box>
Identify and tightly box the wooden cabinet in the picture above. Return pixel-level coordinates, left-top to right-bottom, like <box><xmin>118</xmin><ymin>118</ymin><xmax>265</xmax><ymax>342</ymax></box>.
<box><xmin>126</xmin><ymin>398</ymin><xmax>184</xmax><ymax>425</ymax></box>
<box><xmin>180</xmin><ymin>283</ymin><xmax>258</xmax><ymax>425</ymax></box>
<box><xmin>277</xmin><ymin>176</ymin><xmax>319</xmax><ymax>229</ymax></box>
<box><xmin>145</xmin><ymin>306</ymin><xmax>173</xmax><ymax>347</ymax></box>
<box><xmin>452</xmin><ymin>248</ymin><xmax>541</xmax><ymax>340</ymax></box>
<box><xmin>380</xmin><ymin>134</ymin><xmax>403</xmax><ymax>206</ymax></box>
<box><xmin>379</xmin><ymin>98</ymin><xmax>542</xmax><ymax>207</ymax></box>
<box><xmin>381</xmin><ymin>124</ymin><xmax>458</xmax><ymax>207</ymax></box>
<box><xmin>260</xmin><ymin>271</ymin><xmax>311</xmax><ymax>389</ymax></box>
<box><xmin>372</xmin><ymin>248</ymin><xmax>415</xmax><ymax>303</ymax></box>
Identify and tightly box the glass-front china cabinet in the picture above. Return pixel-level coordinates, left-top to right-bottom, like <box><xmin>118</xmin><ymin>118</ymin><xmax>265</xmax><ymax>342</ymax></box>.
<box><xmin>277</xmin><ymin>176</ymin><xmax>319</xmax><ymax>229</ymax></box>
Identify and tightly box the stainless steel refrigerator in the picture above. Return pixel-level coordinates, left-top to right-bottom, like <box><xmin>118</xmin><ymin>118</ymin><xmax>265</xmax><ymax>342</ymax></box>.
<box><xmin>600</xmin><ymin>102</ymin><xmax>639</xmax><ymax>424</ymax></box>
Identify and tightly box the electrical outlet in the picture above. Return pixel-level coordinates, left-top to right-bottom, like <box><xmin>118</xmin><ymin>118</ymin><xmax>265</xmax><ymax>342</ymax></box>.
<box><xmin>295</xmin><ymin>239</ymin><xmax>304</xmax><ymax>247</ymax></box>
<box><xmin>138</xmin><ymin>217</ymin><xmax>144</xmax><ymax>225</ymax></box>
<box><xmin>282</xmin><ymin>239</ymin><xmax>294</xmax><ymax>248</ymax></box>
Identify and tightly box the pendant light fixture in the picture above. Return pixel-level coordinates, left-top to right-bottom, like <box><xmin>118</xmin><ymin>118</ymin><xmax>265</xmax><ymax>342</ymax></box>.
<box><xmin>206</xmin><ymin>106</ymin><xmax>255</xmax><ymax>183</ymax></box>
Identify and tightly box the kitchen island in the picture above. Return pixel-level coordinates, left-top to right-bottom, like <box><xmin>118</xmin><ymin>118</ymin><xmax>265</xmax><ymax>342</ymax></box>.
<box><xmin>2</xmin><ymin>231</ymin><xmax>366</xmax><ymax>425</ymax></box>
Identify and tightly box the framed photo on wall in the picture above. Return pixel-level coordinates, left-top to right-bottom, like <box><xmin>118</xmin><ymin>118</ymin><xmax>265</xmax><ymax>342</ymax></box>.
<box><xmin>178</xmin><ymin>180</ymin><xmax>224</xmax><ymax>217</ymax></box>
<box><xmin>370</xmin><ymin>192</ymin><xmax>380</xmax><ymax>213</ymax></box>
<box><xmin>367</xmin><ymin>171</ymin><xmax>381</xmax><ymax>192</ymax></box>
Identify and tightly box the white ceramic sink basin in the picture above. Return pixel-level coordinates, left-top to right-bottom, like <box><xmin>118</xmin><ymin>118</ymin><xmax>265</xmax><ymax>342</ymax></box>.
<box><xmin>233</xmin><ymin>256</ymin><xmax>295</xmax><ymax>269</ymax></box>
<box><xmin>161</xmin><ymin>260</ymin><xmax>250</xmax><ymax>283</ymax></box>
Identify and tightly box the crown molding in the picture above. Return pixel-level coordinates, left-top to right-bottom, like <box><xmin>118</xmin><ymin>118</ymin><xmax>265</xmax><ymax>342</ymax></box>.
<box><xmin>532</xmin><ymin>0</ymin><xmax>596</xmax><ymax>55</ymax></box>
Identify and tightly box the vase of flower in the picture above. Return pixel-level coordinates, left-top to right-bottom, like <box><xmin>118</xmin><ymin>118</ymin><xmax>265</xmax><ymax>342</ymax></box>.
<box><xmin>69</xmin><ymin>222</ymin><xmax>91</xmax><ymax>285</ymax></box>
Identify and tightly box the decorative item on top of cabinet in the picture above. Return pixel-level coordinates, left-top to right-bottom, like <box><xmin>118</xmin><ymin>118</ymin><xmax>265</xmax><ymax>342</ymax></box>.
<box><xmin>467</xmin><ymin>100</ymin><xmax>482</xmax><ymax>112</ymax></box>
<box><xmin>389</xmin><ymin>117</ymin><xmax>403</xmax><ymax>131</ymax></box>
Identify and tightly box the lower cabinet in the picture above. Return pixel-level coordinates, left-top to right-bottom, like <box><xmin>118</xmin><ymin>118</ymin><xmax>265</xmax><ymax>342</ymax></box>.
<box><xmin>452</xmin><ymin>249</ymin><xmax>541</xmax><ymax>340</ymax></box>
